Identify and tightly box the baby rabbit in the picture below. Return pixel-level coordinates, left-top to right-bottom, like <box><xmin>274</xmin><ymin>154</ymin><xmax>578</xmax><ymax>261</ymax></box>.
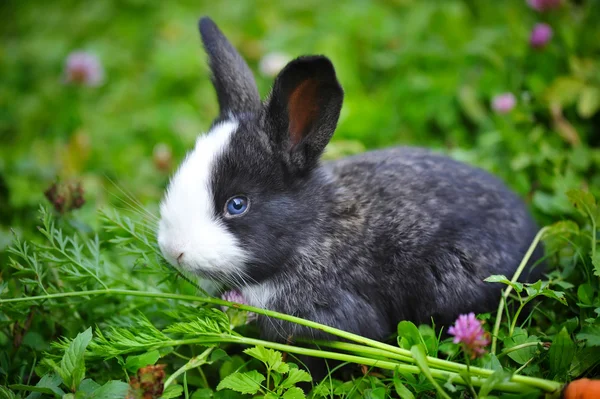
<box><xmin>157</xmin><ymin>17</ymin><xmax>543</xmax><ymax>345</ymax></box>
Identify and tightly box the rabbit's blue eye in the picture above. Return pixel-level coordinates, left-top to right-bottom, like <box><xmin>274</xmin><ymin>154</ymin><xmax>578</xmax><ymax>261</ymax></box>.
<box><xmin>225</xmin><ymin>196</ymin><xmax>249</xmax><ymax>216</ymax></box>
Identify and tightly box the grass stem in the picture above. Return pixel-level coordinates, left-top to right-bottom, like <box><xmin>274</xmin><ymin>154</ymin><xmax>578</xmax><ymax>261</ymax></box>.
<box><xmin>0</xmin><ymin>288</ymin><xmax>563</xmax><ymax>394</ymax></box>
<box><xmin>490</xmin><ymin>227</ymin><xmax>549</xmax><ymax>354</ymax></box>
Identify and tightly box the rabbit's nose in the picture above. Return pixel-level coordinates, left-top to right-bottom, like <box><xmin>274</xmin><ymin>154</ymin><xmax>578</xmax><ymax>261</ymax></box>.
<box><xmin>159</xmin><ymin>240</ymin><xmax>185</xmax><ymax>265</ymax></box>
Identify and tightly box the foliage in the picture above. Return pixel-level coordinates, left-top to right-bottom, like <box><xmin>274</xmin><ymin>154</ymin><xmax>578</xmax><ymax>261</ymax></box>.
<box><xmin>1</xmin><ymin>0</ymin><xmax>600</xmax><ymax>398</ymax></box>
<box><xmin>216</xmin><ymin>346</ymin><xmax>312</xmax><ymax>398</ymax></box>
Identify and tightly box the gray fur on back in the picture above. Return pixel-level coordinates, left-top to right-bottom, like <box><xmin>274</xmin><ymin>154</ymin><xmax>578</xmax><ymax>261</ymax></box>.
<box><xmin>254</xmin><ymin>147</ymin><xmax>542</xmax><ymax>342</ymax></box>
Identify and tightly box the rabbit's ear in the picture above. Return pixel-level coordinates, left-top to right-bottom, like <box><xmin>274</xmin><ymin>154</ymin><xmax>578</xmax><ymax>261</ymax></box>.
<box><xmin>265</xmin><ymin>56</ymin><xmax>343</xmax><ymax>172</ymax></box>
<box><xmin>199</xmin><ymin>17</ymin><xmax>261</xmax><ymax>116</ymax></box>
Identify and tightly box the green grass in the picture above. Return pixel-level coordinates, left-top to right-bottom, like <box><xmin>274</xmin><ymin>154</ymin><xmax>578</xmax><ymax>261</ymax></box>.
<box><xmin>1</xmin><ymin>0</ymin><xmax>600</xmax><ymax>398</ymax></box>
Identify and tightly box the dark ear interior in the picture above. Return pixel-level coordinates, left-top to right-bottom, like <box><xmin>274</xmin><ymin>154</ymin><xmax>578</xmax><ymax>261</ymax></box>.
<box><xmin>266</xmin><ymin>56</ymin><xmax>344</xmax><ymax>171</ymax></box>
<box><xmin>288</xmin><ymin>79</ymin><xmax>321</xmax><ymax>148</ymax></box>
<box><xmin>199</xmin><ymin>17</ymin><xmax>261</xmax><ymax>117</ymax></box>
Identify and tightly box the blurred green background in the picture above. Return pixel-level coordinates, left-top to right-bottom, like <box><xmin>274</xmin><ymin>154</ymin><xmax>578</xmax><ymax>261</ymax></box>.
<box><xmin>1</xmin><ymin>0</ymin><xmax>599</xmax><ymax>245</ymax></box>
<box><xmin>2</xmin><ymin>0</ymin><xmax>600</xmax><ymax>393</ymax></box>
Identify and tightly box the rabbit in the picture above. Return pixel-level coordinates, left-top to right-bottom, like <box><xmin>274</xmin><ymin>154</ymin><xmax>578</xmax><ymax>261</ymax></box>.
<box><xmin>157</xmin><ymin>17</ymin><xmax>544</xmax><ymax>350</ymax></box>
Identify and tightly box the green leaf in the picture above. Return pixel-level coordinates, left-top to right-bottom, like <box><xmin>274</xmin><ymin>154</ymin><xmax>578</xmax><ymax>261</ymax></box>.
<box><xmin>213</xmin><ymin>391</ymin><xmax>245</xmax><ymax>399</ymax></box>
<box><xmin>282</xmin><ymin>387</ymin><xmax>306</xmax><ymax>399</ymax></box>
<box><xmin>569</xmin><ymin>347</ymin><xmax>600</xmax><ymax>377</ymax></box>
<box><xmin>22</xmin><ymin>373</ymin><xmax>64</xmax><ymax>399</ymax></box>
<box><xmin>410</xmin><ymin>345</ymin><xmax>448</xmax><ymax>399</ymax></box>
<box><xmin>545</xmin><ymin>221</ymin><xmax>580</xmax><ymax>254</ymax></box>
<box><xmin>124</xmin><ymin>350</ymin><xmax>160</xmax><ymax>372</ymax></box>
<box><xmin>419</xmin><ymin>324</ymin><xmax>439</xmax><ymax>356</ymax></box>
<box><xmin>9</xmin><ymin>385</ymin><xmax>56</xmax><ymax>396</ymax></box>
<box><xmin>60</xmin><ymin>327</ymin><xmax>93</xmax><ymax>392</ymax></box>
<box><xmin>310</xmin><ymin>383</ymin><xmax>332</xmax><ymax>397</ymax></box>
<box><xmin>538</xmin><ymin>289</ymin><xmax>568</xmax><ymax>305</ymax></box>
<box><xmin>333</xmin><ymin>380</ymin><xmax>360</xmax><ymax>396</ymax></box>
<box><xmin>88</xmin><ymin>381</ymin><xmax>129</xmax><ymax>399</ymax></box>
<box><xmin>503</xmin><ymin>328</ymin><xmax>540</xmax><ymax>365</ymax></box>
<box><xmin>592</xmin><ymin>253</ymin><xmax>600</xmax><ymax>277</ymax></box>
<box><xmin>281</xmin><ymin>368</ymin><xmax>312</xmax><ymax>389</ymax></box>
<box><xmin>576</xmin><ymin>325</ymin><xmax>600</xmax><ymax>347</ymax></box>
<box><xmin>524</xmin><ymin>280</ymin><xmax>542</xmax><ymax>296</ymax></box>
<box><xmin>442</xmin><ymin>381</ymin><xmax>458</xmax><ymax>394</ymax></box>
<box><xmin>546</xmin><ymin>76</ymin><xmax>584</xmax><ymax>107</ymax></box>
<box><xmin>244</xmin><ymin>346</ymin><xmax>289</xmax><ymax>373</ymax></box>
<box><xmin>577</xmin><ymin>284</ymin><xmax>594</xmax><ymax>306</ymax></box>
<box><xmin>363</xmin><ymin>387</ymin><xmax>387</xmax><ymax>399</ymax></box>
<box><xmin>191</xmin><ymin>389</ymin><xmax>213</xmax><ymax>399</ymax></box>
<box><xmin>272</xmin><ymin>371</ymin><xmax>282</xmax><ymax>388</ymax></box>
<box><xmin>547</xmin><ymin>220</ymin><xmax>579</xmax><ymax>236</ymax></box>
<box><xmin>478</xmin><ymin>369</ymin><xmax>510</xmax><ymax>397</ymax></box>
<box><xmin>219</xmin><ymin>355</ymin><xmax>246</xmax><ymax>381</ymax></box>
<box><xmin>0</xmin><ymin>387</ymin><xmax>18</xmax><ymax>399</ymax></box>
<box><xmin>458</xmin><ymin>85</ymin><xmax>488</xmax><ymax>125</ymax></box>
<box><xmin>393</xmin><ymin>372</ymin><xmax>415</xmax><ymax>399</ymax></box>
<box><xmin>164</xmin><ymin>310</ymin><xmax>231</xmax><ymax>335</ymax></box>
<box><xmin>217</xmin><ymin>371</ymin><xmax>265</xmax><ymax>395</ymax></box>
<box><xmin>480</xmin><ymin>353</ymin><xmax>502</xmax><ymax>371</ymax></box>
<box><xmin>563</xmin><ymin>317</ymin><xmax>580</xmax><ymax>334</ymax></box>
<box><xmin>566</xmin><ymin>189</ymin><xmax>598</xmax><ymax>222</ymax></box>
<box><xmin>22</xmin><ymin>331</ymin><xmax>48</xmax><ymax>352</ymax></box>
<box><xmin>210</xmin><ymin>349</ymin><xmax>230</xmax><ymax>363</ymax></box>
<box><xmin>40</xmin><ymin>359</ymin><xmax>65</xmax><ymax>384</ymax></box>
<box><xmin>548</xmin><ymin>327</ymin><xmax>575</xmax><ymax>379</ymax></box>
<box><xmin>577</xmin><ymin>86</ymin><xmax>600</xmax><ymax>118</ymax></box>
<box><xmin>77</xmin><ymin>379</ymin><xmax>101</xmax><ymax>395</ymax></box>
<box><xmin>554</xmin><ymin>281</ymin><xmax>575</xmax><ymax>290</ymax></box>
<box><xmin>161</xmin><ymin>385</ymin><xmax>184</xmax><ymax>399</ymax></box>
<box><xmin>397</xmin><ymin>321</ymin><xmax>427</xmax><ymax>352</ymax></box>
<box><xmin>524</xmin><ymin>281</ymin><xmax>567</xmax><ymax>306</ymax></box>
<box><xmin>484</xmin><ymin>275</ymin><xmax>523</xmax><ymax>293</ymax></box>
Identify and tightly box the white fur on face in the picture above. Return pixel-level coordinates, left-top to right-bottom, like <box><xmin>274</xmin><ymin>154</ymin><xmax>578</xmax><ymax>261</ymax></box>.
<box><xmin>157</xmin><ymin>120</ymin><xmax>249</xmax><ymax>276</ymax></box>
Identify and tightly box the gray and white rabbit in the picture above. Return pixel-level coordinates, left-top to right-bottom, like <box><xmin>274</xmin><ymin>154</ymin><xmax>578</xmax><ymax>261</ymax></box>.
<box><xmin>157</xmin><ymin>17</ymin><xmax>543</xmax><ymax>345</ymax></box>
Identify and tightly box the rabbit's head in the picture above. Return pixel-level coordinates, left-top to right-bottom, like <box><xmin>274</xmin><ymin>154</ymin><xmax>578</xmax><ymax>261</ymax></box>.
<box><xmin>157</xmin><ymin>17</ymin><xmax>343</xmax><ymax>285</ymax></box>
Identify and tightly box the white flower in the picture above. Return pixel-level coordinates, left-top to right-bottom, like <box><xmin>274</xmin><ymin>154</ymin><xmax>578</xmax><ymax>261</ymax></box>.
<box><xmin>259</xmin><ymin>52</ymin><xmax>290</xmax><ymax>77</ymax></box>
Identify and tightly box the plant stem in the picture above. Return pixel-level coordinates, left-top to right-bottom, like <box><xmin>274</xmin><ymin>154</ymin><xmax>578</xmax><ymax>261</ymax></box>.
<box><xmin>210</xmin><ymin>336</ymin><xmax>553</xmax><ymax>394</ymax></box>
<box><xmin>514</xmin><ymin>356</ymin><xmax>536</xmax><ymax>375</ymax></box>
<box><xmin>509</xmin><ymin>297</ymin><xmax>535</xmax><ymax>337</ymax></box>
<box><xmin>304</xmin><ymin>340</ymin><xmax>414</xmax><ymax>363</ymax></box>
<box><xmin>164</xmin><ymin>347</ymin><xmax>214</xmax><ymax>389</ymax></box>
<box><xmin>2</xmin><ymin>289</ymin><xmax>490</xmax><ymax>378</ymax></box>
<box><xmin>592</xmin><ymin>222</ymin><xmax>596</xmax><ymax>260</ymax></box>
<box><xmin>183</xmin><ymin>372</ymin><xmax>189</xmax><ymax>399</ymax></box>
<box><xmin>490</xmin><ymin>227</ymin><xmax>549</xmax><ymax>354</ymax></box>
<box><xmin>0</xmin><ymin>289</ymin><xmax>487</xmax><ymax>375</ymax></box>
<box><xmin>198</xmin><ymin>366</ymin><xmax>210</xmax><ymax>389</ymax></box>
<box><xmin>301</xmin><ymin>338</ymin><xmax>500</xmax><ymax>380</ymax></box>
<box><xmin>412</xmin><ymin>346</ymin><xmax>452</xmax><ymax>399</ymax></box>
<box><xmin>498</xmin><ymin>341</ymin><xmax>545</xmax><ymax>358</ymax></box>
<box><xmin>581</xmin><ymin>202</ymin><xmax>597</xmax><ymax>260</ymax></box>
<box><xmin>0</xmin><ymin>288</ymin><xmax>563</xmax><ymax>394</ymax></box>
<box><xmin>464</xmin><ymin>355</ymin><xmax>478</xmax><ymax>399</ymax></box>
